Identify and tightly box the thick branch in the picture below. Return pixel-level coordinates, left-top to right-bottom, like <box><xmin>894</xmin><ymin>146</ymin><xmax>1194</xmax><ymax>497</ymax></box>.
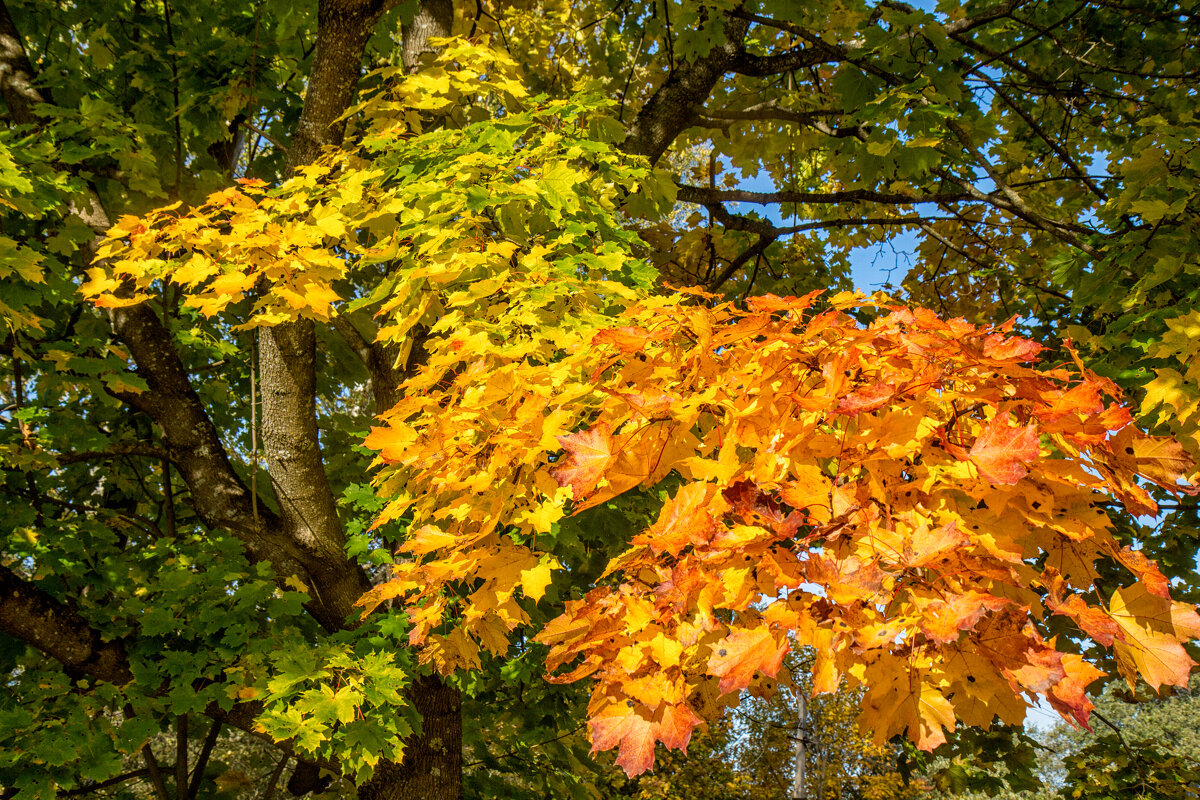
<box><xmin>622</xmin><ymin>13</ymin><xmax>750</xmax><ymax>163</ymax></box>
<box><xmin>731</xmin><ymin>44</ymin><xmax>838</xmax><ymax>77</ymax></box>
<box><xmin>332</xmin><ymin>314</ymin><xmax>407</xmax><ymax>414</ymax></box>
<box><xmin>0</xmin><ymin>566</ymin><xmax>342</xmax><ymax>774</ymax></box>
<box><xmin>106</xmin><ymin>304</ymin><xmax>322</xmax><ymax>580</ymax></box>
<box><xmin>401</xmin><ymin>0</ymin><xmax>452</xmax><ymax>73</ymax></box>
<box><xmin>288</xmin><ymin>0</ymin><xmax>391</xmax><ymax>169</ymax></box>
<box><xmin>0</xmin><ymin>0</ymin><xmax>40</xmax><ymax>123</ymax></box>
<box><xmin>253</xmin><ymin>0</ymin><xmax>411</xmax><ymax>631</ymax></box>
<box><xmin>710</xmin><ymin>233</ymin><xmax>776</xmax><ymax>291</ymax></box>
<box><xmin>0</xmin><ymin>563</ymin><xmax>134</xmax><ymax>684</ymax></box>
<box><xmin>0</xmin><ymin>0</ymin><xmax>368</xmax><ymax>632</ymax></box>
<box><xmin>259</xmin><ymin>321</ymin><xmax>370</xmax><ymax>628</ymax></box>
<box><xmin>707</xmin><ymin>201</ymin><xmax>929</xmax><ymax>237</ymax></box>
<box><xmin>697</xmin><ymin>105</ymin><xmax>867</xmax><ymax>140</ymax></box>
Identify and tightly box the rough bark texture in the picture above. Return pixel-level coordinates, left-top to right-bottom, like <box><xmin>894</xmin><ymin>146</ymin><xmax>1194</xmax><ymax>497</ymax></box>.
<box><xmin>401</xmin><ymin>0</ymin><xmax>453</xmax><ymax>73</ymax></box>
<box><xmin>254</xmin><ymin>0</ymin><xmax>393</xmax><ymax>634</ymax></box>
<box><xmin>0</xmin><ymin>564</ymin><xmax>134</xmax><ymax>685</ymax></box>
<box><xmin>258</xmin><ymin>318</ymin><xmax>371</xmax><ymax>630</ymax></box>
<box><xmin>0</xmin><ymin>0</ymin><xmax>40</xmax><ymax>123</ymax></box>
<box><xmin>357</xmin><ymin>675</ymin><xmax>463</xmax><ymax>800</ymax></box>
<box><xmin>289</xmin><ymin>0</ymin><xmax>388</xmax><ymax>170</ymax></box>
<box><xmin>622</xmin><ymin>16</ymin><xmax>749</xmax><ymax>164</ymax></box>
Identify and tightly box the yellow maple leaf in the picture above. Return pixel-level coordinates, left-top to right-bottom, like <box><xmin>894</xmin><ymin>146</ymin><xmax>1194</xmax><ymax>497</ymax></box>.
<box><xmin>1109</xmin><ymin>583</ymin><xmax>1200</xmax><ymax>690</ymax></box>
<box><xmin>519</xmin><ymin>559</ymin><xmax>559</xmax><ymax>602</ymax></box>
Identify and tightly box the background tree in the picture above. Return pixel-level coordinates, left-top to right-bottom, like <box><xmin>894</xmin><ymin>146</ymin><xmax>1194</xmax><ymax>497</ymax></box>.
<box><xmin>0</xmin><ymin>0</ymin><xmax>1198</xmax><ymax>798</ymax></box>
<box><xmin>595</xmin><ymin>648</ymin><xmax>926</xmax><ymax>800</ymax></box>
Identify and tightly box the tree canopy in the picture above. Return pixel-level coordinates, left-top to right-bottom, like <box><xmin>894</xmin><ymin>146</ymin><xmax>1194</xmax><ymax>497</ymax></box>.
<box><xmin>1</xmin><ymin>0</ymin><xmax>1199</xmax><ymax>798</ymax></box>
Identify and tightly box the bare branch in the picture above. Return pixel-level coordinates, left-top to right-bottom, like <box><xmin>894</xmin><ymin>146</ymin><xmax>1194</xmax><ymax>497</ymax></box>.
<box><xmin>54</xmin><ymin>444</ymin><xmax>169</xmax><ymax>466</ymax></box>
<box><xmin>710</xmin><ymin>233</ymin><xmax>776</xmax><ymax>291</ymax></box>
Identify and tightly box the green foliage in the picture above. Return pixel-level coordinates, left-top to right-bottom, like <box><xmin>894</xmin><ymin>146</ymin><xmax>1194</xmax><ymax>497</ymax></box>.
<box><xmin>1057</xmin><ymin>734</ymin><xmax>1200</xmax><ymax>799</ymax></box>
<box><xmin>244</xmin><ymin>645</ymin><xmax>415</xmax><ymax>784</ymax></box>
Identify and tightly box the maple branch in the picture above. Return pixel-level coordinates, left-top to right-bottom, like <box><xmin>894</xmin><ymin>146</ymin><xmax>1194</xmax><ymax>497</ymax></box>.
<box><xmin>622</xmin><ymin>12</ymin><xmax>750</xmax><ymax>162</ymax></box>
<box><xmin>706</xmin><ymin>200</ymin><xmax>932</xmax><ymax>237</ymax></box>
<box><xmin>187</xmin><ymin>720</ymin><xmax>222</xmax><ymax>800</ymax></box>
<box><xmin>60</xmin><ymin>767</ymin><xmax>153</xmax><ymax>797</ymax></box>
<box><xmin>141</xmin><ymin>743</ymin><xmax>172</xmax><ymax>800</ymax></box>
<box><xmin>53</xmin><ymin>444</ymin><xmax>170</xmax><ymax>465</ymax></box>
<box><xmin>237</xmin><ymin>119</ymin><xmax>288</xmax><ymax>154</ymax></box>
<box><xmin>972</xmin><ymin>70</ymin><xmax>1107</xmax><ymax>201</ymax></box>
<box><xmin>1</xmin><ymin>0</ymin><xmax>370</xmax><ymax>635</ymax></box>
<box><xmin>464</xmin><ymin>724</ymin><xmax>586</xmax><ymax>767</ymax></box>
<box><xmin>731</xmin><ymin>44</ymin><xmax>839</xmax><ymax>78</ymax></box>
<box><xmin>710</xmin><ymin>233</ymin><xmax>777</xmax><ymax>291</ymax></box>
<box><xmin>332</xmin><ymin>314</ymin><xmax>406</xmax><ymax>413</ymax></box>
<box><xmin>938</xmin><ymin>119</ymin><xmax>1101</xmax><ymax>256</ymax></box>
<box><xmin>250</xmin><ymin>0</ymin><xmax>412</xmax><ymax>632</ymax></box>
<box><xmin>930</xmin><ymin>166</ymin><xmax>1101</xmax><ymax>257</ymax></box>
<box><xmin>677</xmin><ymin>183</ymin><xmax>973</xmax><ymax>207</ymax></box>
<box><xmin>696</xmin><ymin>108</ymin><xmax>867</xmax><ymax>140</ymax></box>
<box><xmin>260</xmin><ymin>752</ymin><xmax>291</xmax><ymax>800</ymax></box>
<box><xmin>0</xmin><ymin>562</ymin><xmax>134</xmax><ymax>684</ymax></box>
<box><xmin>0</xmin><ymin>563</ymin><xmax>331</xmax><ymax>769</ymax></box>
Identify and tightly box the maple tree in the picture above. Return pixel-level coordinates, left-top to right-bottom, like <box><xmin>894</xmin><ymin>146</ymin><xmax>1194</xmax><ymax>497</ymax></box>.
<box><xmin>2</xmin><ymin>0</ymin><xmax>1200</xmax><ymax>798</ymax></box>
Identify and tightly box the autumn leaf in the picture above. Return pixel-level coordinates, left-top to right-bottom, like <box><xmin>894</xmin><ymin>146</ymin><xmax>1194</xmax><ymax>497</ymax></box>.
<box><xmin>634</xmin><ymin>482</ymin><xmax>719</xmax><ymax>556</ymax></box>
<box><xmin>969</xmin><ymin>415</ymin><xmax>1040</xmax><ymax>484</ymax></box>
<box><xmin>655</xmin><ymin>702</ymin><xmax>702</xmax><ymax>752</ymax></box>
<box><xmin>1109</xmin><ymin>584</ymin><xmax>1200</xmax><ymax>690</ymax></box>
<box><xmin>919</xmin><ymin>592</ymin><xmax>1010</xmax><ymax>643</ymax></box>
<box><xmin>706</xmin><ymin>627</ymin><xmax>788</xmax><ymax>694</ymax></box>
<box><xmin>588</xmin><ymin>704</ymin><xmax>657</xmax><ymax>777</ymax></box>
<box><xmin>552</xmin><ymin>422</ymin><xmax>614</xmax><ymax>501</ymax></box>
<box><xmin>519</xmin><ymin>559</ymin><xmax>558</xmax><ymax>602</ymax></box>
<box><xmin>1109</xmin><ymin>426</ymin><xmax>1194</xmax><ymax>489</ymax></box>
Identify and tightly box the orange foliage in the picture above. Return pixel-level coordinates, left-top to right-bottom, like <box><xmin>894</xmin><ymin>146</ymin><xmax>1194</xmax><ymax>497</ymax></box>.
<box><xmin>360</xmin><ymin>290</ymin><xmax>1200</xmax><ymax>777</ymax></box>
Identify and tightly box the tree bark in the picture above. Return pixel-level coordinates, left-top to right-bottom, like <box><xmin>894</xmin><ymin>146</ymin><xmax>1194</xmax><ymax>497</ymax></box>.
<box><xmin>0</xmin><ymin>564</ymin><xmax>134</xmax><ymax>685</ymax></box>
<box><xmin>0</xmin><ymin>0</ymin><xmax>41</xmax><ymax>123</ymax></box>
<box><xmin>400</xmin><ymin>0</ymin><xmax>453</xmax><ymax>73</ymax></box>
<box><xmin>270</xmin><ymin>2</ymin><xmax>464</xmax><ymax>796</ymax></box>
<box><xmin>622</xmin><ymin>14</ymin><xmax>749</xmax><ymax>164</ymax></box>
<box><xmin>357</xmin><ymin>675</ymin><xmax>463</xmax><ymax>800</ymax></box>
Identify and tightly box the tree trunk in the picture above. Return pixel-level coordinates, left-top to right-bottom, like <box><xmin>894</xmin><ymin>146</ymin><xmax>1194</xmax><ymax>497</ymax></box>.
<box><xmin>357</xmin><ymin>675</ymin><xmax>463</xmax><ymax>800</ymax></box>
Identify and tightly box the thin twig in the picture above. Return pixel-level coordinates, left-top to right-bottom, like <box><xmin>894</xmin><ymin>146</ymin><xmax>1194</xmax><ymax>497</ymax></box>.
<box><xmin>260</xmin><ymin>753</ymin><xmax>290</xmax><ymax>800</ymax></box>
<box><xmin>239</xmin><ymin>119</ymin><xmax>289</xmax><ymax>154</ymax></box>
<box><xmin>186</xmin><ymin>720</ymin><xmax>222</xmax><ymax>800</ymax></box>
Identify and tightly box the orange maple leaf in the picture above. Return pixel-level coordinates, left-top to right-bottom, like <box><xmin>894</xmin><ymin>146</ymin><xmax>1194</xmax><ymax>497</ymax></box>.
<box><xmin>969</xmin><ymin>415</ymin><xmax>1040</xmax><ymax>484</ymax></box>
<box><xmin>589</xmin><ymin>704</ymin><xmax>657</xmax><ymax>777</ymax></box>
<box><xmin>1109</xmin><ymin>584</ymin><xmax>1200</xmax><ymax>690</ymax></box>
<box><xmin>655</xmin><ymin>702</ymin><xmax>702</xmax><ymax>752</ymax></box>
<box><xmin>706</xmin><ymin>627</ymin><xmax>788</xmax><ymax>693</ymax></box>
<box><xmin>552</xmin><ymin>422</ymin><xmax>614</xmax><ymax>500</ymax></box>
<box><xmin>634</xmin><ymin>482</ymin><xmax>719</xmax><ymax>556</ymax></box>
